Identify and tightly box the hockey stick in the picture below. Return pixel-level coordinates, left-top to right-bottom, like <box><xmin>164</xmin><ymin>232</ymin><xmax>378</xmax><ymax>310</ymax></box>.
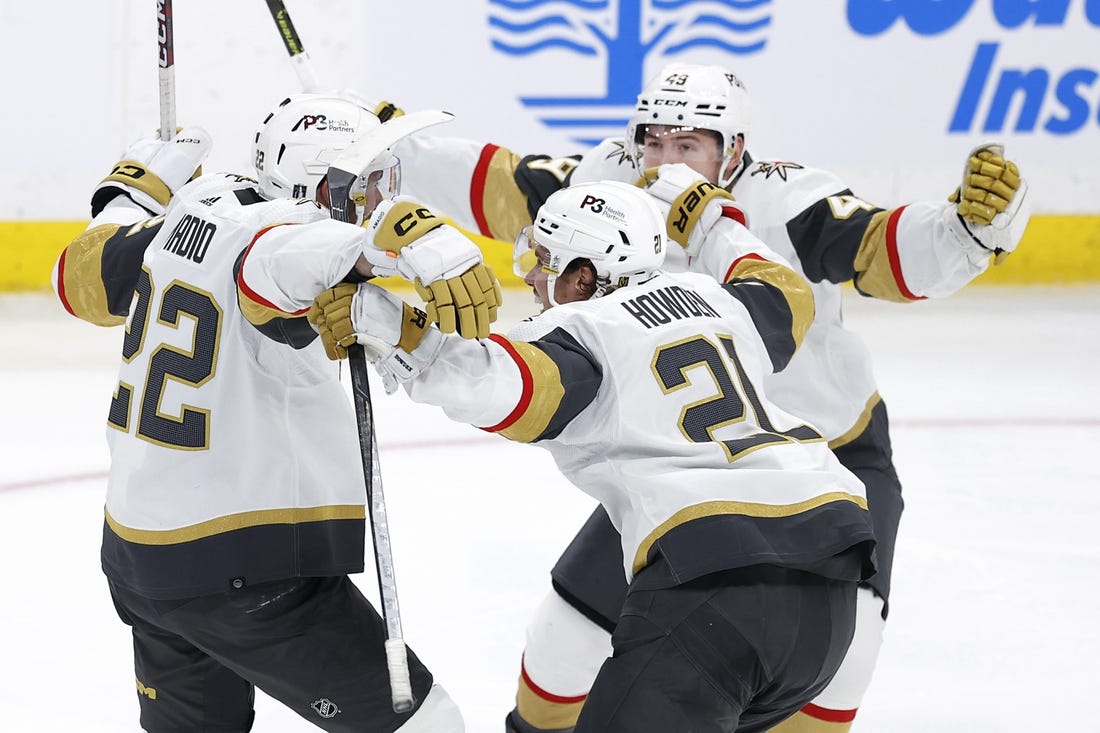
<box><xmin>327</xmin><ymin>109</ymin><xmax>452</xmax><ymax>717</ymax></box>
<box><xmin>157</xmin><ymin>0</ymin><xmax>176</xmax><ymax>141</ymax></box>
<box><xmin>346</xmin><ymin>344</ymin><xmax>416</xmax><ymax>713</ymax></box>
<box><xmin>264</xmin><ymin>0</ymin><xmax>414</xmax><ymax>714</ymax></box>
<box><xmin>263</xmin><ymin>0</ymin><xmax>323</xmax><ymax>93</ymax></box>
<box><xmin>265</xmin><ymin>0</ymin><xmax>414</xmax><ymax>711</ymax></box>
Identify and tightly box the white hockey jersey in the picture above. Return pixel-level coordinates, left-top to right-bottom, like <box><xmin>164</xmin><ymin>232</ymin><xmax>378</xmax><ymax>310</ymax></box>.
<box><xmin>398</xmin><ymin>265</ymin><xmax>876</xmax><ymax>585</ymax></box>
<box><xmin>54</xmin><ymin>173</ymin><xmax>374</xmax><ymax>598</ymax></box>
<box><xmin>395</xmin><ymin>135</ymin><xmax>993</xmax><ymax>443</ymax></box>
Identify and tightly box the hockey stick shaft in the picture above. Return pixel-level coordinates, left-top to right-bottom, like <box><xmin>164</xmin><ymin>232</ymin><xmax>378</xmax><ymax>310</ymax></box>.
<box><xmin>347</xmin><ymin>344</ymin><xmax>416</xmax><ymax>713</ymax></box>
<box><xmin>273</xmin><ymin>2</ymin><xmax>414</xmax><ymax>711</ymax></box>
<box><xmin>157</xmin><ymin>0</ymin><xmax>176</xmax><ymax>141</ymax></box>
<box><xmin>263</xmin><ymin>0</ymin><xmax>322</xmax><ymax>93</ymax></box>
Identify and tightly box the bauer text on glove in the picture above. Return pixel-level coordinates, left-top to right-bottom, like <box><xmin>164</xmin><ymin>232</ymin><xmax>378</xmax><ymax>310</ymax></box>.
<box><xmin>644</xmin><ymin>163</ymin><xmax>741</xmax><ymax>256</ymax></box>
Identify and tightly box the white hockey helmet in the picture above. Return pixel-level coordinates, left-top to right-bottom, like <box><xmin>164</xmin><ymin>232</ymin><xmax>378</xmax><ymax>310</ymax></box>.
<box><xmin>515</xmin><ymin>181</ymin><xmax>666</xmax><ymax>304</ymax></box>
<box><xmin>252</xmin><ymin>92</ymin><xmax>383</xmax><ymax>201</ymax></box>
<box><xmin>625</xmin><ymin>63</ymin><xmax>751</xmax><ymax>188</ymax></box>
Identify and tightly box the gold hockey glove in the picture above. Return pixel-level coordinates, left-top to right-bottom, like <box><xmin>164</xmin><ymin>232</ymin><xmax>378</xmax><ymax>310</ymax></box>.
<box><xmin>414</xmin><ymin>263</ymin><xmax>501</xmax><ymax>339</ymax></box>
<box><xmin>308</xmin><ymin>283</ymin><xmax>358</xmax><ymax>360</ymax></box>
<box><xmin>361</xmin><ymin>197</ymin><xmax>499</xmax><ymax>338</ymax></box>
<box><xmin>954</xmin><ymin>146</ymin><xmax>1023</xmax><ymax>226</ymax></box>
<box><xmin>308</xmin><ymin>282</ymin><xmax>431</xmax><ymax>361</ymax></box>
<box><xmin>946</xmin><ymin>143</ymin><xmax>1031</xmax><ymax>263</ymax></box>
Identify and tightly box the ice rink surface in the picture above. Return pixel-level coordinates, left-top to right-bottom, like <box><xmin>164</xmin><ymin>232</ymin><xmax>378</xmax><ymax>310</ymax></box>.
<box><xmin>2</xmin><ymin>285</ymin><xmax>1098</xmax><ymax>732</ymax></box>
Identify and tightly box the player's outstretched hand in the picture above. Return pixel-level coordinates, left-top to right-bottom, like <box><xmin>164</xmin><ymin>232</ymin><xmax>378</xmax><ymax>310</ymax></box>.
<box><xmin>957</xmin><ymin>144</ymin><xmax>1022</xmax><ymax>226</ymax></box>
<box><xmin>360</xmin><ymin>197</ymin><xmax>500</xmax><ymax>338</ymax></box>
<box><xmin>91</xmin><ymin>126</ymin><xmax>212</xmax><ymax>217</ymax></box>
<box><xmin>414</xmin><ymin>264</ymin><xmax>501</xmax><ymax>340</ymax></box>
<box><xmin>948</xmin><ymin>143</ymin><xmax>1031</xmax><ymax>262</ymax></box>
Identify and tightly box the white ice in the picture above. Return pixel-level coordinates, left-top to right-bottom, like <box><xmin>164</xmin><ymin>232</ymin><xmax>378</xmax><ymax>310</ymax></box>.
<box><xmin>2</xmin><ymin>286</ymin><xmax>1098</xmax><ymax>732</ymax></box>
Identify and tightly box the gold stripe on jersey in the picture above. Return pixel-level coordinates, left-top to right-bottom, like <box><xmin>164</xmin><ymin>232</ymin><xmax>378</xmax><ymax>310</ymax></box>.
<box><xmin>495</xmin><ymin>340</ymin><xmax>566</xmax><ymax>443</ymax></box>
<box><xmin>101</xmin><ymin>160</ymin><xmax>173</xmax><ymax>207</ymax></box>
<box><xmin>632</xmin><ymin>492</ymin><xmax>869</xmax><ymax>575</ymax></box>
<box><xmin>728</xmin><ymin>257</ymin><xmax>815</xmax><ymax>349</ymax></box>
<box><xmin>852</xmin><ymin>208</ymin><xmax>917</xmax><ymax>302</ymax></box>
<box><xmin>479</xmin><ymin>147</ymin><xmax>535</xmax><ymax>241</ymax></box>
<box><xmin>105</xmin><ymin>504</ymin><xmax>366</xmax><ymax>545</ymax></box>
<box><xmin>58</xmin><ymin>224</ymin><xmax>127</xmax><ymax>326</ymax></box>
<box><xmin>828</xmin><ymin>392</ymin><xmax>882</xmax><ymax>449</ymax></box>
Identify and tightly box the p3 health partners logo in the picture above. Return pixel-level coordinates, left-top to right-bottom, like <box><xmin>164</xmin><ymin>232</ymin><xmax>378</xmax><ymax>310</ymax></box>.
<box><xmin>849</xmin><ymin>0</ymin><xmax>1100</xmax><ymax>135</ymax></box>
<box><xmin>489</xmin><ymin>0</ymin><xmax>772</xmax><ymax>146</ymax></box>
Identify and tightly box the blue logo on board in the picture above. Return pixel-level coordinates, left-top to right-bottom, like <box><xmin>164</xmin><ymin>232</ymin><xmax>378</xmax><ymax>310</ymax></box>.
<box><xmin>489</xmin><ymin>0</ymin><xmax>771</xmax><ymax>145</ymax></box>
<box><xmin>848</xmin><ymin>0</ymin><xmax>1100</xmax><ymax>135</ymax></box>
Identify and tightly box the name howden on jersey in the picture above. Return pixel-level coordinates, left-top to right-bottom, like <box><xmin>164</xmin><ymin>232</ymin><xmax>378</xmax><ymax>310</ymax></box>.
<box><xmin>622</xmin><ymin>285</ymin><xmax>721</xmax><ymax>329</ymax></box>
<box><xmin>163</xmin><ymin>214</ymin><xmax>216</xmax><ymax>264</ymax></box>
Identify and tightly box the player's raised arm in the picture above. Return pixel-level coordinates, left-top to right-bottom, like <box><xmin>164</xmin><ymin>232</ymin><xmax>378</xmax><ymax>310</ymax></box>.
<box><xmin>53</xmin><ymin>127</ymin><xmax>211</xmax><ymax>326</ymax></box>
<box><xmin>783</xmin><ymin>143</ymin><xmax>1030</xmax><ymax>302</ymax></box>
<box><xmin>394</xmin><ymin>133</ymin><xmax>594</xmax><ymax>241</ymax></box>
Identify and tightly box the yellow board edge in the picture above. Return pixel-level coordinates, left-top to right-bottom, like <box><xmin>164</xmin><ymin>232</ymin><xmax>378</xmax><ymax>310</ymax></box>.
<box><xmin>5</xmin><ymin>215</ymin><xmax>1099</xmax><ymax>293</ymax></box>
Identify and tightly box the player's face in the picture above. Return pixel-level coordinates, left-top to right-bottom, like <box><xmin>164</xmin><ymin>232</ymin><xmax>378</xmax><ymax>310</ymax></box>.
<box><xmin>359</xmin><ymin>170</ymin><xmax>386</xmax><ymax>219</ymax></box>
<box><xmin>641</xmin><ymin>126</ymin><xmax>728</xmax><ymax>184</ymax></box>
<box><xmin>523</xmin><ymin>245</ymin><xmax>554</xmax><ymax>311</ymax></box>
<box><xmin>522</xmin><ymin>245</ymin><xmax>590</xmax><ymax>311</ymax></box>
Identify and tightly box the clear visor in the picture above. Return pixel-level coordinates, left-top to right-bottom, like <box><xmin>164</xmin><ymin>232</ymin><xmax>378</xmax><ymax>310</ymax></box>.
<box><xmin>512</xmin><ymin>226</ymin><xmax>555</xmax><ymax>278</ymax></box>
<box><xmin>349</xmin><ymin>154</ymin><xmax>401</xmax><ymax>222</ymax></box>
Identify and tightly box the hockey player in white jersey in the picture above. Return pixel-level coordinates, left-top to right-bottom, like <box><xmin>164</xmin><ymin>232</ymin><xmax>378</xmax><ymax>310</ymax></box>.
<box><xmin>50</xmin><ymin>92</ymin><xmax>499</xmax><ymax>732</ymax></box>
<box><xmin>309</xmin><ymin>180</ymin><xmax>877</xmax><ymax>732</ymax></box>
<box><xmin>383</xmin><ymin>63</ymin><xmax>1031</xmax><ymax>732</ymax></box>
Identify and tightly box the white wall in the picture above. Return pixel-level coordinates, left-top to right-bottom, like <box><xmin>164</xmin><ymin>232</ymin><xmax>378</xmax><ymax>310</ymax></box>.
<box><xmin>3</xmin><ymin>0</ymin><xmax>1096</xmax><ymax>220</ymax></box>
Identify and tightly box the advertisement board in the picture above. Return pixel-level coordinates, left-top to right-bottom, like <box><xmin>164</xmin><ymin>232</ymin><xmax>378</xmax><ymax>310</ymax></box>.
<box><xmin>2</xmin><ymin>1</ymin><xmax>1096</xmax><ymax>287</ymax></box>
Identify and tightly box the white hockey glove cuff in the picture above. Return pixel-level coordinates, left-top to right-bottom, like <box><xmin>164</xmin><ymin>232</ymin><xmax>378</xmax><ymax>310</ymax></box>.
<box><xmin>91</xmin><ymin>126</ymin><xmax>212</xmax><ymax>217</ymax></box>
<box><xmin>947</xmin><ymin>143</ymin><xmax>1031</xmax><ymax>264</ymax></box>
<box><xmin>644</xmin><ymin>163</ymin><xmax>740</xmax><ymax>256</ymax></box>
<box><xmin>307</xmin><ymin>282</ymin><xmax>443</xmax><ymax>392</ymax></box>
<box><xmin>350</xmin><ymin>283</ymin><xmax>444</xmax><ymax>394</ymax></box>
<box><xmin>362</xmin><ymin>197</ymin><xmax>501</xmax><ymax>338</ymax></box>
